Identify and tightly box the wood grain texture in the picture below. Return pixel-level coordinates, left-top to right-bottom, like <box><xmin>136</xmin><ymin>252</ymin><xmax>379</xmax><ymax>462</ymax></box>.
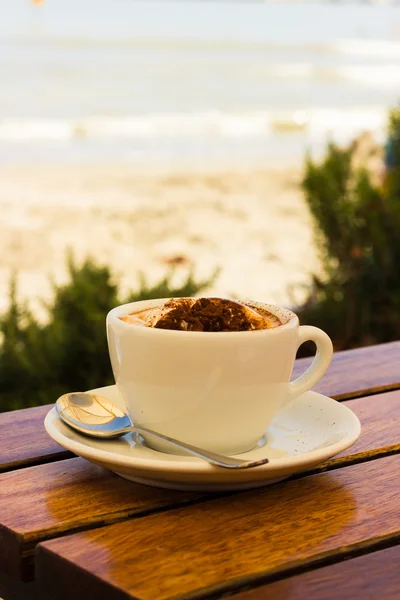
<box><xmin>231</xmin><ymin>545</ymin><xmax>400</xmax><ymax>600</ymax></box>
<box><xmin>293</xmin><ymin>341</ymin><xmax>400</xmax><ymax>400</ymax></box>
<box><xmin>1</xmin><ymin>388</ymin><xmax>400</xmax><ymax>583</ymax></box>
<box><xmin>36</xmin><ymin>455</ymin><xmax>400</xmax><ymax>600</ymax></box>
<box><xmin>1</xmin><ymin>342</ymin><xmax>400</xmax><ymax>475</ymax></box>
<box><xmin>0</xmin><ymin>458</ymin><xmax>200</xmax><ymax>580</ymax></box>
<box><xmin>0</xmin><ymin>404</ymin><xmax>70</xmax><ymax>473</ymax></box>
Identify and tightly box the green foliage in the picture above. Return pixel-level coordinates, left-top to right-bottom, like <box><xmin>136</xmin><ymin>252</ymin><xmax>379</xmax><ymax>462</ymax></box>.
<box><xmin>298</xmin><ymin>107</ymin><xmax>400</xmax><ymax>351</ymax></box>
<box><xmin>0</xmin><ymin>256</ymin><xmax>217</xmax><ymax>412</ymax></box>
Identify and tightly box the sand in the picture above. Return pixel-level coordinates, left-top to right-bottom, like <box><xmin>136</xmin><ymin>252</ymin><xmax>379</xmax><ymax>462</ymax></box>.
<box><xmin>0</xmin><ymin>164</ymin><xmax>319</xmax><ymax>318</ymax></box>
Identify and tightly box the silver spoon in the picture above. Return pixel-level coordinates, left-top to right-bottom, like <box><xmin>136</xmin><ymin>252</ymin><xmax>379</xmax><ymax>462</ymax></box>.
<box><xmin>56</xmin><ymin>392</ymin><xmax>269</xmax><ymax>470</ymax></box>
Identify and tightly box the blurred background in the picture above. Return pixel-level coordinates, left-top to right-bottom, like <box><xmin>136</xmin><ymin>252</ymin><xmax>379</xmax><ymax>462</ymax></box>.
<box><xmin>2</xmin><ymin>0</ymin><xmax>400</xmax><ymax>408</ymax></box>
<box><xmin>2</xmin><ymin>0</ymin><xmax>400</xmax><ymax>310</ymax></box>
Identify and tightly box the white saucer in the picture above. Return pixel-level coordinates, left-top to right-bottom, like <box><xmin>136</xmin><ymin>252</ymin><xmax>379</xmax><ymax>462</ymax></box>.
<box><xmin>44</xmin><ymin>385</ymin><xmax>361</xmax><ymax>491</ymax></box>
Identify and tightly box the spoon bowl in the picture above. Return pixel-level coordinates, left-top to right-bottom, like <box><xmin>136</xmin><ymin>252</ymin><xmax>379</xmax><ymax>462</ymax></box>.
<box><xmin>56</xmin><ymin>392</ymin><xmax>269</xmax><ymax>470</ymax></box>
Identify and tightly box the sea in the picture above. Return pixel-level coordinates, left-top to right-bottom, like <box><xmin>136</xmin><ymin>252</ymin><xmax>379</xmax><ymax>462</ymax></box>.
<box><xmin>1</xmin><ymin>0</ymin><xmax>400</xmax><ymax>168</ymax></box>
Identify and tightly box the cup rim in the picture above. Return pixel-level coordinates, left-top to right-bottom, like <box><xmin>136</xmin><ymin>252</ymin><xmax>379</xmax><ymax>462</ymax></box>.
<box><xmin>107</xmin><ymin>297</ymin><xmax>299</xmax><ymax>337</ymax></box>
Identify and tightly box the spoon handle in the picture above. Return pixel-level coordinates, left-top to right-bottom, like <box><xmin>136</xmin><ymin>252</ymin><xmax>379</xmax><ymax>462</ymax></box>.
<box><xmin>126</xmin><ymin>425</ymin><xmax>269</xmax><ymax>470</ymax></box>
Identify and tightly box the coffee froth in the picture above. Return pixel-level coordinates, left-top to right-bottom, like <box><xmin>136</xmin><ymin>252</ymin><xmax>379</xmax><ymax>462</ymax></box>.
<box><xmin>120</xmin><ymin>297</ymin><xmax>283</xmax><ymax>332</ymax></box>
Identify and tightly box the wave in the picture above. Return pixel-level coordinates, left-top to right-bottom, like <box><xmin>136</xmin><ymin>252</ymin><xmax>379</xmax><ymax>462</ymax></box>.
<box><xmin>0</xmin><ymin>108</ymin><xmax>388</xmax><ymax>142</ymax></box>
<box><xmin>4</xmin><ymin>35</ymin><xmax>400</xmax><ymax>59</ymax></box>
<box><xmin>254</xmin><ymin>63</ymin><xmax>400</xmax><ymax>84</ymax></box>
<box><xmin>335</xmin><ymin>39</ymin><xmax>400</xmax><ymax>58</ymax></box>
<box><xmin>335</xmin><ymin>64</ymin><xmax>400</xmax><ymax>86</ymax></box>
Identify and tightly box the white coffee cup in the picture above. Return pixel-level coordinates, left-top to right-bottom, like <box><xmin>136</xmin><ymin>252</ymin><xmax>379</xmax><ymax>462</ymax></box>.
<box><xmin>106</xmin><ymin>298</ymin><xmax>333</xmax><ymax>455</ymax></box>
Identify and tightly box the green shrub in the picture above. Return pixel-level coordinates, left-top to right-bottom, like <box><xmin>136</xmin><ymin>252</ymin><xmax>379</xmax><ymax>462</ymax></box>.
<box><xmin>0</xmin><ymin>255</ymin><xmax>217</xmax><ymax>412</ymax></box>
<box><xmin>298</xmin><ymin>107</ymin><xmax>400</xmax><ymax>351</ymax></box>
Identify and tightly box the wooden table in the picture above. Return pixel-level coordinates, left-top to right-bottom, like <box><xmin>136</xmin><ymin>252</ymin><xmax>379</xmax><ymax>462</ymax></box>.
<box><xmin>0</xmin><ymin>342</ymin><xmax>399</xmax><ymax>600</ymax></box>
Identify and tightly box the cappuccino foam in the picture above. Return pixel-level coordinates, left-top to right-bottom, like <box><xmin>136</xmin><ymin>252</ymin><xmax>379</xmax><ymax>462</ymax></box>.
<box><xmin>120</xmin><ymin>297</ymin><xmax>282</xmax><ymax>332</ymax></box>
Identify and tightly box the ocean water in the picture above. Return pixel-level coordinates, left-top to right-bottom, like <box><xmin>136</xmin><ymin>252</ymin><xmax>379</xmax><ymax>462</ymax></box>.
<box><xmin>1</xmin><ymin>0</ymin><xmax>400</xmax><ymax>167</ymax></box>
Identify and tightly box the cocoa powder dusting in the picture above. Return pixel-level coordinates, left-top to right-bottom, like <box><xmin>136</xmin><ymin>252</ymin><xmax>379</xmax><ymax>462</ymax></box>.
<box><xmin>121</xmin><ymin>298</ymin><xmax>282</xmax><ymax>331</ymax></box>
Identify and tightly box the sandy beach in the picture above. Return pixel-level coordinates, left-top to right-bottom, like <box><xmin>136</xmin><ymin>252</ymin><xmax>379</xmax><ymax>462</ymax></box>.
<box><xmin>0</xmin><ymin>164</ymin><xmax>319</xmax><ymax>318</ymax></box>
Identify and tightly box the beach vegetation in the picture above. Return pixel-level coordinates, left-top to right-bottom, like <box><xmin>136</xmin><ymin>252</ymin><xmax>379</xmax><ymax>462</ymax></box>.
<box><xmin>298</xmin><ymin>107</ymin><xmax>400</xmax><ymax>352</ymax></box>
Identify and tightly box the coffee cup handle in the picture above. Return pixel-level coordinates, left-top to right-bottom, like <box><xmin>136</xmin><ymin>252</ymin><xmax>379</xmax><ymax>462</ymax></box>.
<box><xmin>289</xmin><ymin>326</ymin><xmax>333</xmax><ymax>399</ymax></box>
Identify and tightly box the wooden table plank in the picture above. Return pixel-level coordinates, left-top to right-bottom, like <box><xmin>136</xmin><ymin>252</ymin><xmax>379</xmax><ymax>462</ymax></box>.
<box><xmin>230</xmin><ymin>545</ymin><xmax>400</xmax><ymax>600</ymax></box>
<box><xmin>1</xmin><ymin>342</ymin><xmax>400</xmax><ymax>474</ymax></box>
<box><xmin>0</xmin><ymin>404</ymin><xmax>71</xmax><ymax>473</ymax></box>
<box><xmin>0</xmin><ymin>459</ymin><xmax>201</xmax><ymax>581</ymax></box>
<box><xmin>293</xmin><ymin>341</ymin><xmax>400</xmax><ymax>400</ymax></box>
<box><xmin>36</xmin><ymin>455</ymin><xmax>400</xmax><ymax>600</ymax></box>
<box><xmin>1</xmin><ymin>388</ymin><xmax>400</xmax><ymax>583</ymax></box>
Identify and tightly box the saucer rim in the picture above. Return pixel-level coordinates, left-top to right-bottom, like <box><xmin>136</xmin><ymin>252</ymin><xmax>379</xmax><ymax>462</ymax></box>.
<box><xmin>44</xmin><ymin>388</ymin><xmax>361</xmax><ymax>476</ymax></box>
